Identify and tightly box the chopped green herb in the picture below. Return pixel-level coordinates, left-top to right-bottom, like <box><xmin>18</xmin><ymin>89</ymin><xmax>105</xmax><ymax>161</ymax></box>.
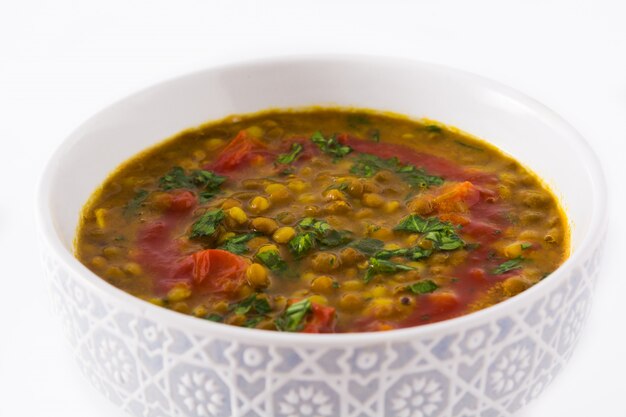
<box><xmin>123</xmin><ymin>189</ymin><xmax>148</xmax><ymax>216</ymax></box>
<box><xmin>159</xmin><ymin>166</ymin><xmax>189</xmax><ymax>190</ymax></box>
<box><xmin>394</xmin><ymin>215</ymin><xmax>464</xmax><ymax>251</ymax></box>
<box><xmin>159</xmin><ymin>167</ymin><xmax>226</xmax><ymax>204</ymax></box>
<box><xmin>521</xmin><ymin>242</ymin><xmax>533</xmax><ymax>250</ymax></box>
<box><xmin>275</xmin><ymin>298</ymin><xmax>312</xmax><ymax>332</ymax></box>
<box><xmin>244</xmin><ymin>317</ymin><xmax>264</xmax><ymax>328</ymax></box>
<box><xmin>160</xmin><ymin>167</ymin><xmax>225</xmax><ymax>191</ymax></box>
<box><xmin>454</xmin><ymin>140</ymin><xmax>483</xmax><ymax>151</ymax></box>
<box><xmin>159</xmin><ymin>167</ymin><xmax>226</xmax><ymax>203</ymax></box>
<box><xmin>199</xmin><ymin>190</ymin><xmax>221</xmax><ymax>204</ymax></box>
<box><xmin>492</xmin><ymin>257</ymin><xmax>524</xmax><ymax>274</ymax></box>
<box><xmin>277</xmin><ymin>143</ymin><xmax>304</xmax><ymax>164</ymax></box>
<box><xmin>424</xmin><ymin>229</ymin><xmax>465</xmax><ymax>251</ymax></box>
<box><xmin>407</xmin><ymin>280</ymin><xmax>439</xmax><ymax>294</ymax></box>
<box><xmin>256</xmin><ymin>249</ymin><xmax>287</xmax><ymax>272</ymax></box>
<box><xmin>372</xmin><ymin>248</ymin><xmax>409</xmax><ymax>259</ymax></box>
<box><xmin>332</xmin><ymin>281</ymin><xmax>340</xmax><ymax>289</ymax></box>
<box><xmin>205</xmin><ymin>313</ymin><xmax>223</xmax><ymax>322</ymax></box>
<box><xmin>288</xmin><ymin>232</ymin><xmax>317</xmax><ymax>259</ymax></box>
<box><xmin>394</xmin><ymin>214</ymin><xmax>451</xmax><ymax>233</ymax></box>
<box><xmin>318</xmin><ymin>229</ymin><xmax>353</xmax><ymax>250</ymax></box>
<box><xmin>425</xmin><ymin>124</ymin><xmax>443</xmax><ymax>133</ymax></box>
<box><xmin>364</xmin><ymin>258</ymin><xmax>415</xmax><ymax>283</ymax></box>
<box><xmin>189</xmin><ymin>169</ymin><xmax>226</xmax><ymax>190</ymax></box>
<box><xmin>350</xmin><ymin>153</ymin><xmax>395</xmax><ymax>177</ymax></box>
<box><xmin>375</xmin><ymin>246</ymin><xmax>432</xmax><ymax>261</ymax></box>
<box><xmin>311</xmin><ymin>131</ymin><xmax>352</xmax><ymax>160</ymax></box>
<box><xmin>190</xmin><ymin>209</ymin><xmax>224</xmax><ymax>239</ymax></box>
<box><xmin>324</xmin><ymin>182</ymin><xmax>349</xmax><ymax>193</ymax></box>
<box><xmin>370</xmin><ymin>129</ymin><xmax>380</xmax><ymax>142</ymax></box>
<box><xmin>400</xmin><ymin>166</ymin><xmax>445</xmax><ymax>189</ymax></box>
<box><xmin>226</xmin><ymin>294</ymin><xmax>272</xmax><ymax>328</ymax></box>
<box><xmin>231</xmin><ymin>293</ymin><xmax>272</xmax><ymax>316</ymax></box>
<box><xmin>350</xmin><ymin>153</ymin><xmax>443</xmax><ymax>188</ymax></box>
<box><xmin>348</xmin><ymin>238</ymin><xmax>385</xmax><ymax>257</ymax></box>
<box><xmin>299</xmin><ymin>217</ymin><xmax>332</xmax><ymax>234</ymax></box>
<box><xmin>347</xmin><ymin>114</ymin><xmax>370</xmax><ymax>127</ymax></box>
<box><xmin>219</xmin><ymin>233</ymin><xmax>259</xmax><ymax>254</ymax></box>
<box><xmin>278</xmin><ymin>167</ymin><xmax>295</xmax><ymax>176</ymax></box>
<box><xmin>294</xmin><ymin>218</ymin><xmax>352</xmax><ymax>251</ymax></box>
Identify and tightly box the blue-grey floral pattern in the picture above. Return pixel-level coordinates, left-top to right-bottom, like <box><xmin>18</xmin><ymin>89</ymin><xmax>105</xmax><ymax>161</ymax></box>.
<box><xmin>41</xmin><ymin>237</ymin><xmax>602</xmax><ymax>417</ymax></box>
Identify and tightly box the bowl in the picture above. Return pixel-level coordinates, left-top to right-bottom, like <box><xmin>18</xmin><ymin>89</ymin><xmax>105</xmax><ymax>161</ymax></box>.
<box><xmin>37</xmin><ymin>56</ymin><xmax>607</xmax><ymax>417</ymax></box>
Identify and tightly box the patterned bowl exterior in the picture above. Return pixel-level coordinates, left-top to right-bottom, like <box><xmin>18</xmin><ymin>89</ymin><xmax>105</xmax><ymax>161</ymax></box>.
<box><xmin>41</xmin><ymin>235</ymin><xmax>604</xmax><ymax>417</ymax></box>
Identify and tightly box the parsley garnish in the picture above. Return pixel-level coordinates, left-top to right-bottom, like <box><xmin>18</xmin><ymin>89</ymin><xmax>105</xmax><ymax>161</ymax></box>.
<box><xmin>424</xmin><ymin>229</ymin><xmax>465</xmax><ymax>251</ymax></box>
<box><xmin>311</xmin><ymin>131</ymin><xmax>352</xmax><ymax>160</ymax></box>
<box><xmin>219</xmin><ymin>233</ymin><xmax>258</xmax><ymax>254</ymax></box>
<box><xmin>394</xmin><ymin>214</ymin><xmax>453</xmax><ymax>234</ymax></box>
<box><xmin>394</xmin><ymin>214</ymin><xmax>464</xmax><ymax>251</ymax></box>
<box><xmin>349</xmin><ymin>154</ymin><xmax>391</xmax><ymax>177</ymax></box>
<box><xmin>244</xmin><ymin>317</ymin><xmax>264</xmax><ymax>328</ymax></box>
<box><xmin>205</xmin><ymin>313</ymin><xmax>223</xmax><ymax>322</ymax></box>
<box><xmin>364</xmin><ymin>258</ymin><xmax>415</xmax><ymax>283</ymax></box>
<box><xmin>318</xmin><ymin>230</ymin><xmax>353</xmax><ymax>250</ymax></box>
<box><xmin>374</xmin><ymin>246</ymin><xmax>432</xmax><ymax>261</ymax></box>
<box><xmin>407</xmin><ymin>280</ymin><xmax>439</xmax><ymax>294</ymax></box>
<box><xmin>231</xmin><ymin>293</ymin><xmax>272</xmax><ymax>316</ymax></box>
<box><xmin>275</xmin><ymin>298</ymin><xmax>312</xmax><ymax>332</ymax></box>
<box><xmin>288</xmin><ymin>218</ymin><xmax>353</xmax><ymax>257</ymax></box>
<box><xmin>198</xmin><ymin>190</ymin><xmax>221</xmax><ymax>204</ymax></box>
<box><xmin>189</xmin><ymin>169</ymin><xmax>226</xmax><ymax>190</ymax></box>
<box><xmin>521</xmin><ymin>242</ymin><xmax>533</xmax><ymax>250</ymax></box>
<box><xmin>400</xmin><ymin>166</ymin><xmax>445</xmax><ymax>189</ymax></box>
<box><xmin>288</xmin><ymin>232</ymin><xmax>317</xmax><ymax>259</ymax></box>
<box><xmin>350</xmin><ymin>154</ymin><xmax>443</xmax><ymax>189</ymax></box>
<box><xmin>347</xmin><ymin>114</ymin><xmax>370</xmax><ymax>128</ymax></box>
<box><xmin>190</xmin><ymin>209</ymin><xmax>224</xmax><ymax>239</ymax></box>
<box><xmin>160</xmin><ymin>167</ymin><xmax>225</xmax><ymax>190</ymax></box>
<box><xmin>256</xmin><ymin>249</ymin><xmax>288</xmax><ymax>273</ymax></box>
<box><xmin>324</xmin><ymin>182</ymin><xmax>349</xmax><ymax>193</ymax></box>
<box><xmin>123</xmin><ymin>189</ymin><xmax>148</xmax><ymax>216</ymax></box>
<box><xmin>492</xmin><ymin>257</ymin><xmax>524</xmax><ymax>274</ymax></box>
<box><xmin>277</xmin><ymin>143</ymin><xmax>304</xmax><ymax>165</ymax></box>
<box><xmin>278</xmin><ymin>167</ymin><xmax>295</xmax><ymax>176</ymax></box>
<box><xmin>159</xmin><ymin>167</ymin><xmax>226</xmax><ymax>203</ymax></box>
<box><xmin>159</xmin><ymin>166</ymin><xmax>190</xmax><ymax>189</ymax></box>
<box><xmin>349</xmin><ymin>238</ymin><xmax>385</xmax><ymax>257</ymax></box>
<box><xmin>425</xmin><ymin>124</ymin><xmax>443</xmax><ymax>133</ymax></box>
<box><xmin>227</xmin><ymin>294</ymin><xmax>272</xmax><ymax>328</ymax></box>
<box><xmin>454</xmin><ymin>140</ymin><xmax>483</xmax><ymax>151</ymax></box>
<box><xmin>299</xmin><ymin>217</ymin><xmax>332</xmax><ymax>235</ymax></box>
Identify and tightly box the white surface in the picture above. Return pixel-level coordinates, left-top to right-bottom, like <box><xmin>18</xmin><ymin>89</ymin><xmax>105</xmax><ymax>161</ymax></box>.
<box><xmin>0</xmin><ymin>1</ymin><xmax>624</xmax><ymax>416</ymax></box>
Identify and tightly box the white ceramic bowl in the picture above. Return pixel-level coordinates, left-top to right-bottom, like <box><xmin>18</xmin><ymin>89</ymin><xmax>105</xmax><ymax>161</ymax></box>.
<box><xmin>37</xmin><ymin>56</ymin><xmax>607</xmax><ymax>417</ymax></box>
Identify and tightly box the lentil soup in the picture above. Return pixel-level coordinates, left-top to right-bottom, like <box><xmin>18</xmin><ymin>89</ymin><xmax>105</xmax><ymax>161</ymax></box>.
<box><xmin>75</xmin><ymin>108</ymin><xmax>569</xmax><ymax>333</ymax></box>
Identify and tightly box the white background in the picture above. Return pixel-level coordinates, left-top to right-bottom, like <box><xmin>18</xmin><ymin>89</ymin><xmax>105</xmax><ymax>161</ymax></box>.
<box><xmin>1</xmin><ymin>1</ymin><xmax>625</xmax><ymax>416</ymax></box>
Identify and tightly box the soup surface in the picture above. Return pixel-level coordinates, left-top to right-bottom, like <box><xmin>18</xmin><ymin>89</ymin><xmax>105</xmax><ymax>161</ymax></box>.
<box><xmin>75</xmin><ymin>108</ymin><xmax>568</xmax><ymax>333</ymax></box>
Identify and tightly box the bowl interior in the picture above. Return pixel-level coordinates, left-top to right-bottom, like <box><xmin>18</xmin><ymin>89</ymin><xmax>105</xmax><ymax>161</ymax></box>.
<box><xmin>43</xmin><ymin>57</ymin><xmax>601</xmax><ymax>267</ymax></box>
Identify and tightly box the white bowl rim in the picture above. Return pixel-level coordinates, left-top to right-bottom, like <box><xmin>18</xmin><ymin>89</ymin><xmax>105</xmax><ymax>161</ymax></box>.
<box><xmin>36</xmin><ymin>54</ymin><xmax>608</xmax><ymax>347</ymax></box>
